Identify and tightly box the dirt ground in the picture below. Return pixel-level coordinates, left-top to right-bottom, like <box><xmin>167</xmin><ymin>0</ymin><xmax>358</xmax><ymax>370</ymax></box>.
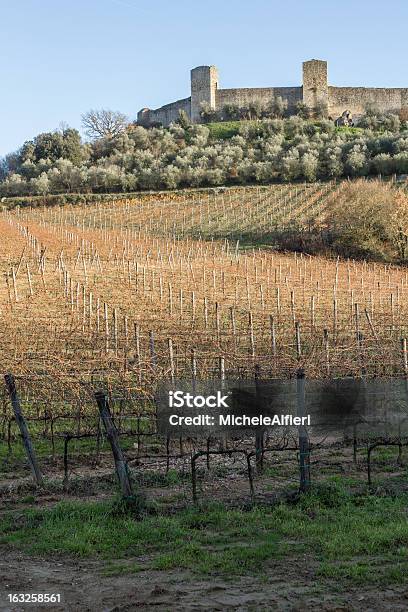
<box><xmin>1</xmin><ymin>547</ymin><xmax>408</xmax><ymax>612</ymax></box>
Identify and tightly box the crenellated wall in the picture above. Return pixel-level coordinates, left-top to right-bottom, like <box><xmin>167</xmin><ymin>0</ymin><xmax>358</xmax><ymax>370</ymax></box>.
<box><xmin>138</xmin><ymin>60</ymin><xmax>408</xmax><ymax>127</ymax></box>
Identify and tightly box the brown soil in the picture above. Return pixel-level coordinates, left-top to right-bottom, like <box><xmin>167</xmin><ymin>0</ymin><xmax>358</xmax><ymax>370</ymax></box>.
<box><xmin>1</xmin><ymin>548</ymin><xmax>408</xmax><ymax>612</ymax></box>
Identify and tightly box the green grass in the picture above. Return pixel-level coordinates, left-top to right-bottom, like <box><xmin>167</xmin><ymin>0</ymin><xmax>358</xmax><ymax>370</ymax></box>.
<box><xmin>0</xmin><ymin>500</ymin><xmax>284</xmax><ymax>572</ymax></box>
<box><xmin>1</xmin><ymin>482</ymin><xmax>408</xmax><ymax>583</ymax></box>
<box><xmin>318</xmin><ymin>559</ymin><xmax>408</xmax><ymax>584</ymax></box>
<box><xmin>335</xmin><ymin>126</ymin><xmax>364</xmax><ymax>135</ymax></box>
<box><xmin>206</xmin><ymin>121</ymin><xmax>242</xmax><ymax>139</ymax></box>
<box><xmin>152</xmin><ymin>539</ymin><xmax>281</xmax><ymax>574</ymax></box>
<box><xmin>0</xmin><ymin>410</ymin><xmax>154</xmax><ymax>474</ymax></box>
<box><xmin>0</xmin><ymin>434</ymin><xmax>135</xmax><ymax>475</ymax></box>
<box><xmin>372</xmin><ymin>446</ymin><xmax>401</xmax><ymax>463</ymax></box>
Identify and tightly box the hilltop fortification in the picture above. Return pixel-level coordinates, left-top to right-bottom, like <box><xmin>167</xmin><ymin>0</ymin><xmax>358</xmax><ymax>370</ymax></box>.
<box><xmin>137</xmin><ymin>60</ymin><xmax>408</xmax><ymax>126</ymax></box>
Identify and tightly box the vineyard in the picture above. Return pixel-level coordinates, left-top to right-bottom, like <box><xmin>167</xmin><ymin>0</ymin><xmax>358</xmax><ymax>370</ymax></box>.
<box><xmin>0</xmin><ymin>179</ymin><xmax>407</xmax><ymax>497</ymax></box>
<box><xmin>2</xmin><ymin>180</ymin><xmax>408</xmax><ymax>609</ymax></box>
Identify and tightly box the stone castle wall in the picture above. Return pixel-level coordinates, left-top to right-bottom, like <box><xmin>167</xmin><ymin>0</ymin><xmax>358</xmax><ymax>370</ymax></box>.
<box><xmin>137</xmin><ymin>60</ymin><xmax>408</xmax><ymax>127</ymax></box>
<box><xmin>137</xmin><ymin>96</ymin><xmax>191</xmax><ymax>126</ymax></box>
<box><xmin>328</xmin><ymin>86</ymin><xmax>408</xmax><ymax>118</ymax></box>
<box><xmin>216</xmin><ymin>87</ymin><xmax>302</xmax><ymax>111</ymax></box>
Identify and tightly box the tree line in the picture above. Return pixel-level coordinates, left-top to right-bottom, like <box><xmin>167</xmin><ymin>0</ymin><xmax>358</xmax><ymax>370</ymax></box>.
<box><xmin>1</xmin><ymin>107</ymin><xmax>407</xmax><ymax>197</ymax></box>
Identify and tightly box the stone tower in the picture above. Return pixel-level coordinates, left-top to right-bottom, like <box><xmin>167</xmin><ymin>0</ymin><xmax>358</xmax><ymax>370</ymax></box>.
<box><xmin>302</xmin><ymin>60</ymin><xmax>328</xmax><ymax>115</ymax></box>
<box><xmin>190</xmin><ymin>65</ymin><xmax>219</xmax><ymax>123</ymax></box>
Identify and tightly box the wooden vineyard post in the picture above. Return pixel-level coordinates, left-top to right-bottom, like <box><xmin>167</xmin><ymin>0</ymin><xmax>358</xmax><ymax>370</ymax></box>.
<box><xmin>104</xmin><ymin>303</ymin><xmax>109</xmax><ymax>352</ymax></box>
<box><xmin>134</xmin><ymin>323</ymin><xmax>142</xmax><ymax>383</ymax></box>
<box><xmin>168</xmin><ymin>338</ymin><xmax>175</xmax><ymax>384</ymax></box>
<box><xmin>269</xmin><ymin>315</ymin><xmax>276</xmax><ymax>358</ymax></box>
<box><xmin>26</xmin><ymin>263</ymin><xmax>33</xmax><ymax>297</ymax></box>
<box><xmin>149</xmin><ymin>330</ymin><xmax>157</xmax><ymax>371</ymax></box>
<box><xmin>4</xmin><ymin>374</ymin><xmax>43</xmax><ymax>486</ymax></box>
<box><xmin>401</xmin><ymin>337</ymin><xmax>408</xmax><ymax>378</ymax></box>
<box><xmin>310</xmin><ymin>295</ymin><xmax>315</xmax><ymax>330</ymax></box>
<box><xmin>295</xmin><ymin>322</ymin><xmax>302</xmax><ymax>360</ymax></box>
<box><xmin>400</xmin><ymin>338</ymin><xmax>408</xmax><ymax>463</ymax></box>
<box><xmin>219</xmin><ymin>355</ymin><xmax>227</xmax><ymax>452</ymax></box>
<box><xmin>248</xmin><ymin>311</ymin><xmax>255</xmax><ymax>360</ymax></box>
<box><xmin>5</xmin><ymin>272</ymin><xmax>13</xmax><ymax>309</ymax></box>
<box><xmin>296</xmin><ymin>368</ymin><xmax>310</xmax><ymax>492</ymax></box>
<box><xmin>95</xmin><ymin>392</ymin><xmax>133</xmax><ymax>498</ymax></box>
<box><xmin>323</xmin><ymin>329</ymin><xmax>330</xmax><ymax>376</ymax></box>
<box><xmin>113</xmin><ymin>308</ymin><xmax>118</xmax><ymax>356</ymax></box>
<box><xmin>167</xmin><ymin>338</ymin><xmax>176</xmax><ymax>471</ymax></box>
<box><xmin>254</xmin><ymin>364</ymin><xmax>264</xmax><ymax>472</ymax></box>
<box><xmin>11</xmin><ymin>267</ymin><xmax>19</xmax><ymax>302</ymax></box>
<box><xmin>191</xmin><ymin>348</ymin><xmax>197</xmax><ymax>394</ymax></box>
<box><xmin>230</xmin><ymin>307</ymin><xmax>236</xmax><ymax>349</ymax></box>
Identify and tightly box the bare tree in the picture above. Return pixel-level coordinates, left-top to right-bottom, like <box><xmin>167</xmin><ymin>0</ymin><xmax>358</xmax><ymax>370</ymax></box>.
<box><xmin>81</xmin><ymin>109</ymin><xmax>129</xmax><ymax>139</ymax></box>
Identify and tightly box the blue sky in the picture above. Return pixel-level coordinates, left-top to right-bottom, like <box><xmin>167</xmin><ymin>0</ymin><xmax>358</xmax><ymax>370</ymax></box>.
<box><xmin>1</xmin><ymin>0</ymin><xmax>407</xmax><ymax>156</ymax></box>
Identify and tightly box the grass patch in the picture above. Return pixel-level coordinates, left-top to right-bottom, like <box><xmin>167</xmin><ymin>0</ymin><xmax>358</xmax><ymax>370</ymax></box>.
<box><xmin>335</xmin><ymin>126</ymin><xmax>364</xmax><ymax>135</ymax></box>
<box><xmin>0</xmin><ymin>501</ymin><xmax>286</xmax><ymax>574</ymax></box>
<box><xmin>1</xmin><ymin>483</ymin><xmax>408</xmax><ymax>582</ymax></box>
<box><xmin>207</xmin><ymin>121</ymin><xmax>242</xmax><ymax>139</ymax></box>
<box><xmin>0</xmin><ymin>434</ymin><xmax>136</xmax><ymax>474</ymax></box>
<box><xmin>152</xmin><ymin>538</ymin><xmax>281</xmax><ymax>574</ymax></box>
<box><xmin>0</xmin><ymin>500</ymin><xmax>187</xmax><ymax>559</ymax></box>
<box><xmin>318</xmin><ymin>559</ymin><xmax>408</xmax><ymax>584</ymax></box>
